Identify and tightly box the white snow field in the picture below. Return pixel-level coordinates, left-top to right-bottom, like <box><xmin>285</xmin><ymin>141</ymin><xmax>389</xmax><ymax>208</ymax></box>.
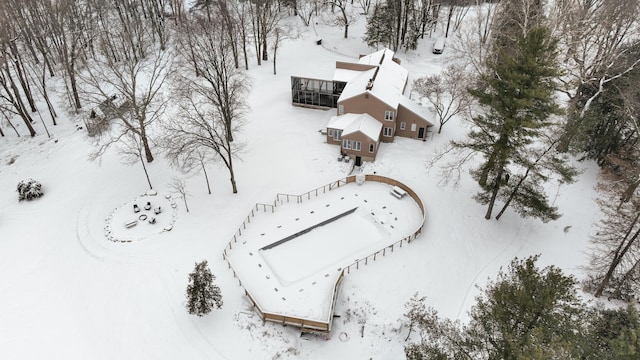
<box><xmin>225</xmin><ymin>177</ymin><xmax>424</xmax><ymax>332</ymax></box>
<box><xmin>0</xmin><ymin>8</ymin><xmax>602</xmax><ymax>360</ymax></box>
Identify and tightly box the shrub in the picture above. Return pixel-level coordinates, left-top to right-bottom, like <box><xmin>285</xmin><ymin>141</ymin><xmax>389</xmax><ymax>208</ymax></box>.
<box><xmin>17</xmin><ymin>179</ymin><xmax>44</xmax><ymax>201</ymax></box>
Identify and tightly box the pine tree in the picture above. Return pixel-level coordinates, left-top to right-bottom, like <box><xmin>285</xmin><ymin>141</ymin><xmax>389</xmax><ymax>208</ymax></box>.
<box><xmin>454</xmin><ymin>24</ymin><xmax>573</xmax><ymax>221</ymax></box>
<box><xmin>364</xmin><ymin>3</ymin><xmax>393</xmax><ymax>49</ymax></box>
<box><xmin>186</xmin><ymin>260</ymin><xmax>223</xmax><ymax>317</ymax></box>
<box><xmin>405</xmin><ymin>256</ymin><xmax>588</xmax><ymax>359</ymax></box>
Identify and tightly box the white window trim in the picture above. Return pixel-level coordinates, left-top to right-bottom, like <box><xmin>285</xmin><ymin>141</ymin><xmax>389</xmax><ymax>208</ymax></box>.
<box><xmin>353</xmin><ymin>141</ymin><xmax>361</xmax><ymax>151</ymax></box>
<box><xmin>338</xmin><ymin>104</ymin><xmax>344</xmax><ymax>115</ymax></box>
<box><xmin>384</xmin><ymin>111</ymin><xmax>395</xmax><ymax>121</ymax></box>
<box><xmin>334</xmin><ymin>130</ymin><xmax>341</xmax><ymax>140</ymax></box>
<box><xmin>342</xmin><ymin>139</ymin><xmax>351</xmax><ymax>149</ymax></box>
<box><xmin>328</xmin><ymin>129</ymin><xmax>334</xmax><ymax>137</ymax></box>
<box><xmin>369</xmin><ymin>143</ymin><xmax>375</xmax><ymax>153</ymax></box>
<box><xmin>411</xmin><ymin>123</ymin><xmax>417</xmax><ymax>131</ymax></box>
<box><xmin>383</xmin><ymin>127</ymin><xmax>393</xmax><ymax>137</ymax></box>
<box><xmin>400</xmin><ymin>122</ymin><xmax>406</xmax><ymax>130</ymax></box>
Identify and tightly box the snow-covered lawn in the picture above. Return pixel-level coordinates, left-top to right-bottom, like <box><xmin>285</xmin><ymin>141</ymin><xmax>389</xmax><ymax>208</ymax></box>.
<box><xmin>0</xmin><ymin>10</ymin><xmax>602</xmax><ymax>360</ymax></box>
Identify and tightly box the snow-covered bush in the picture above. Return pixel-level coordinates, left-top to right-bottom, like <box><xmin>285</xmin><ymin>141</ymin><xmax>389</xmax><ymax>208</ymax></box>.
<box><xmin>186</xmin><ymin>260</ymin><xmax>223</xmax><ymax>317</ymax></box>
<box><xmin>17</xmin><ymin>179</ymin><xmax>44</xmax><ymax>201</ymax></box>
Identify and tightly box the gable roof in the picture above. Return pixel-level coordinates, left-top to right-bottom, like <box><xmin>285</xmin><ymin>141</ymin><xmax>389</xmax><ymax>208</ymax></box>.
<box><xmin>398</xmin><ymin>97</ymin><xmax>435</xmax><ymax>126</ymax></box>
<box><xmin>327</xmin><ymin>113</ymin><xmax>382</xmax><ymax>141</ymax></box>
<box><xmin>336</xmin><ymin>49</ymin><xmax>408</xmax><ymax>108</ymax></box>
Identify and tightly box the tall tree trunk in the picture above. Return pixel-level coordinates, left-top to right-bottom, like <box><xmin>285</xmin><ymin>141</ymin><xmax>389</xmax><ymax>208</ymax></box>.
<box><xmin>140</xmin><ymin>151</ymin><xmax>153</xmax><ymax>189</ymax></box>
<box><xmin>201</xmin><ymin>160</ymin><xmax>211</xmax><ymax>195</ymax></box>
<box><xmin>594</xmin><ymin>212</ymin><xmax>640</xmax><ymax>297</ymax></box>
<box><xmin>4</xmin><ymin>63</ymin><xmax>36</xmax><ymax>137</ymax></box>
<box><xmin>139</xmin><ymin>124</ymin><xmax>154</xmax><ymax>162</ymax></box>
<box><xmin>485</xmin><ymin>167</ymin><xmax>504</xmax><ymax>220</ymax></box>
<box><xmin>10</xmin><ymin>43</ymin><xmax>37</xmax><ymax>113</ymax></box>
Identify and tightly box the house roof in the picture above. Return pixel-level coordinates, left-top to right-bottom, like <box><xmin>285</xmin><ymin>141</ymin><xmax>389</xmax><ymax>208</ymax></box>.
<box><xmin>333</xmin><ymin>68</ymin><xmax>363</xmax><ymax>83</ymax></box>
<box><xmin>337</xmin><ymin>49</ymin><xmax>409</xmax><ymax>108</ymax></box>
<box><xmin>327</xmin><ymin>113</ymin><xmax>382</xmax><ymax>141</ymax></box>
<box><xmin>398</xmin><ymin>97</ymin><xmax>435</xmax><ymax>127</ymax></box>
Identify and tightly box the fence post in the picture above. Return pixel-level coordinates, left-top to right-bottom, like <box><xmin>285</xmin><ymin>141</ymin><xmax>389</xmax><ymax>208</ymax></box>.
<box><xmin>365</xmin><ymin>256</ymin><xmax>368</xmax><ymax>265</ymax></box>
<box><xmin>383</xmin><ymin>248</ymin><xmax>386</xmax><ymax>256</ymax></box>
<box><xmin>374</xmin><ymin>252</ymin><xmax>377</xmax><ymax>261</ymax></box>
<box><xmin>356</xmin><ymin>260</ymin><xmax>359</xmax><ymax>270</ymax></box>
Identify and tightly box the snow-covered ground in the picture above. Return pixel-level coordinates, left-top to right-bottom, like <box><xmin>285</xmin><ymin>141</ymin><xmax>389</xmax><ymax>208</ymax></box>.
<box><xmin>0</xmin><ymin>11</ymin><xmax>601</xmax><ymax>360</ymax></box>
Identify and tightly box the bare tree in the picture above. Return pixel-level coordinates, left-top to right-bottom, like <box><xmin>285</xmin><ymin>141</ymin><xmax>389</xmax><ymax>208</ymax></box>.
<box><xmin>587</xmin><ymin>102</ymin><xmax>640</xmax><ymax>299</ymax></box>
<box><xmin>448</xmin><ymin>1</ymin><xmax>500</xmax><ymax>75</ymax></box>
<box><xmin>327</xmin><ymin>0</ymin><xmax>357</xmax><ymax>38</ymax></box>
<box><xmin>169</xmin><ymin>177</ymin><xmax>190</xmax><ymax>212</ymax></box>
<box><xmin>588</xmin><ymin>165</ymin><xmax>640</xmax><ymax>300</ymax></box>
<box><xmin>46</xmin><ymin>0</ymin><xmax>97</xmax><ymax>111</ymax></box>
<box><xmin>163</xmin><ymin>88</ymin><xmax>245</xmax><ymax>194</ymax></box>
<box><xmin>0</xmin><ymin>50</ymin><xmax>36</xmax><ymax>137</ymax></box>
<box><xmin>113</xmin><ymin>130</ymin><xmax>154</xmax><ymax>190</ymax></box>
<box><xmin>357</xmin><ymin>0</ymin><xmax>373</xmax><ymax>15</ymax></box>
<box><xmin>271</xmin><ymin>23</ymin><xmax>298</xmax><ymax>75</ymax></box>
<box><xmin>249</xmin><ymin>0</ymin><xmax>283</xmax><ymax>65</ymax></box>
<box><xmin>170</xmin><ymin>17</ymin><xmax>250</xmax><ymax>194</ymax></box>
<box><xmin>413</xmin><ymin>63</ymin><xmax>472</xmax><ymax>134</ymax></box>
<box><xmin>297</xmin><ymin>0</ymin><xmax>321</xmax><ymax>26</ymax></box>
<box><xmin>80</xmin><ymin>47</ymin><xmax>172</xmax><ymax>163</ymax></box>
<box><xmin>549</xmin><ymin>0</ymin><xmax>640</xmax><ymax>150</ymax></box>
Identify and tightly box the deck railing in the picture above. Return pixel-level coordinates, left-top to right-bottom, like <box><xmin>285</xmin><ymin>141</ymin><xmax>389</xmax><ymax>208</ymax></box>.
<box><xmin>222</xmin><ymin>175</ymin><xmax>426</xmax><ymax>334</ymax></box>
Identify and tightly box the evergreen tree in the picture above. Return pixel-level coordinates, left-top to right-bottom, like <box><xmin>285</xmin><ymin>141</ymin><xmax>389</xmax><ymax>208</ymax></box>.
<box><xmin>574</xmin><ymin>43</ymin><xmax>640</xmax><ymax>165</ymax></box>
<box><xmin>364</xmin><ymin>3</ymin><xmax>393</xmax><ymax>49</ymax></box>
<box><xmin>583</xmin><ymin>305</ymin><xmax>640</xmax><ymax>360</ymax></box>
<box><xmin>454</xmin><ymin>24</ymin><xmax>573</xmax><ymax>221</ymax></box>
<box><xmin>186</xmin><ymin>260</ymin><xmax>223</xmax><ymax>317</ymax></box>
<box><xmin>405</xmin><ymin>256</ymin><xmax>587</xmax><ymax>359</ymax></box>
<box><xmin>405</xmin><ymin>256</ymin><xmax>640</xmax><ymax>359</ymax></box>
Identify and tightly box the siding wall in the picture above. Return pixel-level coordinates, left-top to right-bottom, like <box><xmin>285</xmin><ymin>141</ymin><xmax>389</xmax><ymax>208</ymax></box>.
<box><xmin>341</xmin><ymin>130</ymin><xmax>380</xmax><ymax>162</ymax></box>
<box><xmin>338</xmin><ymin>94</ymin><xmax>397</xmax><ymax>143</ymax></box>
<box><xmin>394</xmin><ymin>105</ymin><xmax>432</xmax><ymax>139</ymax></box>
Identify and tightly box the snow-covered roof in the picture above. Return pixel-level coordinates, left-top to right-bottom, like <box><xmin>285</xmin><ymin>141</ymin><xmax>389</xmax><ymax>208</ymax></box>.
<box><xmin>398</xmin><ymin>97</ymin><xmax>435</xmax><ymax>126</ymax></box>
<box><xmin>337</xmin><ymin>49</ymin><xmax>409</xmax><ymax>108</ymax></box>
<box><xmin>327</xmin><ymin>113</ymin><xmax>382</xmax><ymax>141</ymax></box>
<box><xmin>333</xmin><ymin>68</ymin><xmax>362</xmax><ymax>83</ymax></box>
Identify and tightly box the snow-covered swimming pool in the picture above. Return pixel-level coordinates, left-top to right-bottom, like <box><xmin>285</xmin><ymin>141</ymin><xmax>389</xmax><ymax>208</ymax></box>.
<box><xmin>224</xmin><ymin>175</ymin><xmax>425</xmax><ymax>332</ymax></box>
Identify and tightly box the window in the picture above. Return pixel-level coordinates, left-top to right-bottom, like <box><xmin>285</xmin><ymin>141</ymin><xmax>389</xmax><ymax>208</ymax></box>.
<box><xmin>334</xmin><ymin>130</ymin><xmax>341</xmax><ymax>140</ymax></box>
<box><xmin>338</xmin><ymin>104</ymin><xmax>344</xmax><ymax>115</ymax></box>
<box><xmin>353</xmin><ymin>141</ymin><xmax>361</xmax><ymax>151</ymax></box>
<box><xmin>342</xmin><ymin>139</ymin><xmax>351</xmax><ymax>149</ymax></box>
<box><xmin>369</xmin><ymin>143</ymin><xmax>375</xmax><ymax>153</ymax></box>
<box><xmin>411</xmin><ymin>123</ymin><xmax>417</xmax><ymax>132</ymax></box>
<box><xmin>383</xmin><ymin>127</ymin><xmax>393</xmax><ymax>137</ymax></box>
<box><xmin>327</xmin><ymin>129</ymin><xmax>334</xmax><ymax>138</ymax></box>
<box><xmin>384</xmin><ymin>111</ymin><xmax>395</xmax><ymax>121</ymax></box>
<box><xmin>400</xmin><ymin>122</ymin><xmax>406</xmax><ymax>130</ymax></box>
